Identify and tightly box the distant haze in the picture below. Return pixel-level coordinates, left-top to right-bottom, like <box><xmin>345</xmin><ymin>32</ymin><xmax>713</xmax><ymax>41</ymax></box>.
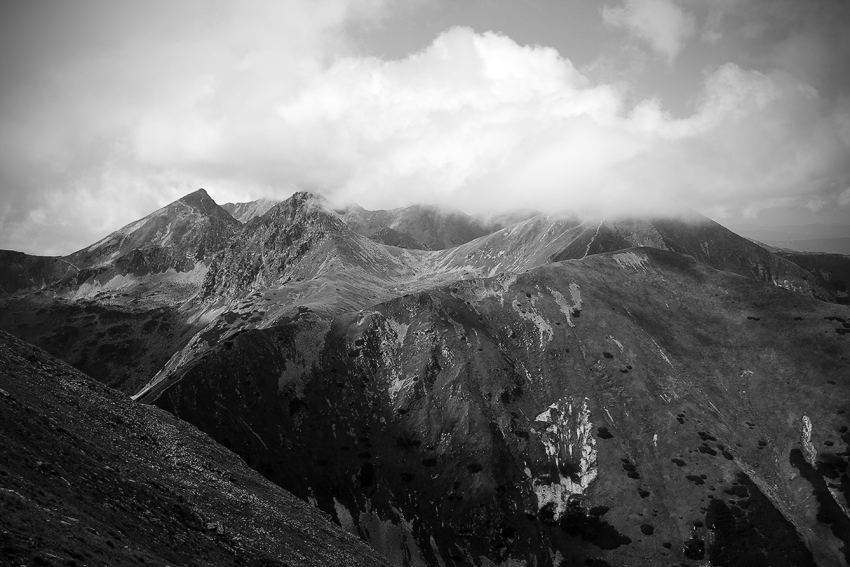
<box><xmin>1</xmin><ymin>0</ymin><xmax>849</xmax><ymax>255</ymax></box>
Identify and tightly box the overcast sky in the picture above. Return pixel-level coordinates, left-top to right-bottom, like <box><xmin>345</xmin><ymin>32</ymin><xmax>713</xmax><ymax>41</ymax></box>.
<box><xmin>1</xmin><ymin>0</ymin><xmax>849</xmax><ymax>255</ymax></box>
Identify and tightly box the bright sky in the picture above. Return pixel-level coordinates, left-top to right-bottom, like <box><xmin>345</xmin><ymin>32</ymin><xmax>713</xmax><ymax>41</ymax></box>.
<box><xmin>1</xmin><ymin>0</ymin><xmax>849</xmax><ymax>255</ymax></box>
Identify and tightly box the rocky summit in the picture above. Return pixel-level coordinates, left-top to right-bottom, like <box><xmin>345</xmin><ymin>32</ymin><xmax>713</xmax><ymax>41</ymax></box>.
<box><xmin>2</xmin><ymin>189</ymin><xmax>850</xmax><ymax>566</ymax></box>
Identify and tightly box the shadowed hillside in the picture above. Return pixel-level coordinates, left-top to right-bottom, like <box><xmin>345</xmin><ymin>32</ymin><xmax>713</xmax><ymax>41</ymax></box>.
<box><xmin>0</xmin><ymin>330</ymin><xmax>391</xmax><ymax>567</ymax></box>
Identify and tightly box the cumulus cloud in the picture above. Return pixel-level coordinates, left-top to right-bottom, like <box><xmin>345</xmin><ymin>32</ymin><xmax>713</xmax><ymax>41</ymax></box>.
<box><xmin>269</xmin><ymin>29</ymin><xmax>850</xmax><ymax>221</ymax></box>
<box><xmin>0</xmin><ymin>2</ymin><xmax>849</xmax><ymax>255</ymax></box>
<box><xmin>602</xmin><ymin>0</ymin><xmax>696</xmax><ymax>63</ymax></box>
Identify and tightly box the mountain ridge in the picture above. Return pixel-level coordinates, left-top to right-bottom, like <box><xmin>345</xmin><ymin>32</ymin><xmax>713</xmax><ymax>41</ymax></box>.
<box><xmin>2</xmin><ymin>188</ymin><xmax>850</xmax><ymax>565</ymax></box>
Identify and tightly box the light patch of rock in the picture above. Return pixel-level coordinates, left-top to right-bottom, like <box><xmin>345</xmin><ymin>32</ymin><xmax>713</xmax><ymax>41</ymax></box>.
<box><xmin>512</xmin><ymin>298</ymin><xmax>553</xmax><ymax>348</ymax></box>
<box><xmin>530</xmin><ymin>398</ymin><xmax>598</xmax><ymax>521</ymax></box>
<box><xmin>612</xmin><ymin>251</ymin><xmax>649</xmax><ymax>271</ymax></box>
<box><xmin>801</xmin><ymin>415</ymin><xmax>817</xmax><ymax>466</ymax></box>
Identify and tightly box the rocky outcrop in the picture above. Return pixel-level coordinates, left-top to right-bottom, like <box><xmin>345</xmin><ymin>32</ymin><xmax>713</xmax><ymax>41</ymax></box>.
<box><xmin>200</xmin><ymin>192</ymin><xmax>414</xmax><ymax>303</ymax></box>
<box><xmin>531</xmin><ymin>398</ymin><xmax>598</xmax><ymax>521</ymax></box>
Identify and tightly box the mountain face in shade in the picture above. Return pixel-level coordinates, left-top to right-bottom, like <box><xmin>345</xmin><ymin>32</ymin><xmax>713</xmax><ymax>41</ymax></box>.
<box><xmin>0</xmin><ymin>330</ymin><xmax>392</xmax><ymax>567</ymax></box>
<box><xmin>1</xmin><ymin>189</ymin><xmax>849</xmax><ymax>566</ymax></box>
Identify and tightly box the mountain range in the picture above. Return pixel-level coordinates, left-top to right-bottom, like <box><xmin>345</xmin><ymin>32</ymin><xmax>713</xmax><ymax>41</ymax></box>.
<box><xmin>2</xmin><ymin>189</ymin><xmax>849</xmax><ymax>566</ymax></box>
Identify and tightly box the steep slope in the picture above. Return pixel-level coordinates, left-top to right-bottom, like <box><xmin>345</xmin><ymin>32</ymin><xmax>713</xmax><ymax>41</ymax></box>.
<box><xmin>0</xmin><ymin>330</ymin><xmax>391</xmax><ymax>567</ymax></box>
<box><xmin>65</xmin><ymin>188</ymin><xmax>240</xmax><ymax>287</ymax></box>
<box><xmin>139</xmin><ymin>248</ymin><xmax>850</xmax><ymax>566</ymax></box>
<box><xmin>222</xmin><ymin>197</ymin><xmax>278</xmax><ymax>223</ymax></box>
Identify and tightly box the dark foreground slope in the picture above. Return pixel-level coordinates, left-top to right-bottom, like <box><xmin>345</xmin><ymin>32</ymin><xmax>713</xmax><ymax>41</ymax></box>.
<box><xmin>139</xmin><ymin>248</ymin><xmax>850</xmax><ymax>567</ymax></box>
<box><xmin>0</xmin><ymin>331</ymin><xmax>391</xmax><ymax>567</ymax></box>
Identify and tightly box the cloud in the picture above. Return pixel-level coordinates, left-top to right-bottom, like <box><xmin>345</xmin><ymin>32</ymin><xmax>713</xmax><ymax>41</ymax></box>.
<box><xmin>269</xmin><ymin>29</ymin><xmax>850</xmax><ymax>220</ymax></box>
<box><xmin>0</xmin><ymin>5</ymin><xmax>849</xmax><ymax>255</ymax></box>
<box><xmin>0</xmin><ymin>0</ymin><xmax>388</xmax><ymax>255</ymax></box>
<box><xmin>602</xmin><ymin>0</ymin><xmax>696</xmax><ymax>63</ymax></box>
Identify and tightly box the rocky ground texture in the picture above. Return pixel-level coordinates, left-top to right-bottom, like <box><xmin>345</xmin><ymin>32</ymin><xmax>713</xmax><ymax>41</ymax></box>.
<box><xmin>0</xmin><ymin>330</ymin><xmax>391</xmax><ymax>567</ymax></box>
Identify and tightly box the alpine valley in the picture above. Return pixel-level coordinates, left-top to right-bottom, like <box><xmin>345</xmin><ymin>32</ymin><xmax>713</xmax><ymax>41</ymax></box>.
<box><xmin>2</xmin><ymin>189</ymin><xmax>850</xmax><ymax>567</ymax></box>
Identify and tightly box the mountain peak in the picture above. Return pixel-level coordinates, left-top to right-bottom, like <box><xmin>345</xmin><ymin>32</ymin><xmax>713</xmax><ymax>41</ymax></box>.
<box><xmin>258</xmin><ymin>191</ymin><xmax>333</xmax><ymax>223</ymax></box>
<box><xmin>286</xmin><ymin>190</ymin><xmax>328</xmax><ymax>208</ymax></box>
<box><xmin>176</xmin><ymin>188</ymin><xmax>223</xmax><ymax>216</ymax></box>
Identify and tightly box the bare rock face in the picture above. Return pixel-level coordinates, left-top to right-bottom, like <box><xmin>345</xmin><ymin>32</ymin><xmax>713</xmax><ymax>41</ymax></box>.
<box><xmin>0</xmin><ymin>330</ymin><xmax>392</xmax><ymax>567</ymax></box>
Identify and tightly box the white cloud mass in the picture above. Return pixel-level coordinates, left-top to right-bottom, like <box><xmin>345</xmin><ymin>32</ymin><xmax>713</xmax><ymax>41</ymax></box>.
<box><xmin>271</xmin><ymin>28</ymin><xmax>849</xmax><ymax>219</ymax></box>
<box><xmin>0</xmin><ymin>1</ymin><xmax>849</xmax><ymax>254</ymax></box>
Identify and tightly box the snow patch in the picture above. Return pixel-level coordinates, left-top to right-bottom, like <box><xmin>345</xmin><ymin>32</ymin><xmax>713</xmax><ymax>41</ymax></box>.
<box><xmin>529</xmin><ymin>398</ymin><xmax>598</xmax><ymax>521</ymax></box>
<box><xmin>801</xmin><ymin>415</ymin><xmax>817</xmax><ymax>466</ymax></box>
